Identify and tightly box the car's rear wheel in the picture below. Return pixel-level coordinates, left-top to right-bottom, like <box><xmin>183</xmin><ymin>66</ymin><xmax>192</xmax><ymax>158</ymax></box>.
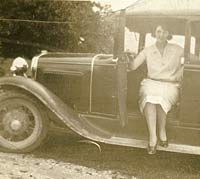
<box><xmin>0</xmin><ymin>90</ymin><xmax>48</xmax><ymax>153</ymax></box>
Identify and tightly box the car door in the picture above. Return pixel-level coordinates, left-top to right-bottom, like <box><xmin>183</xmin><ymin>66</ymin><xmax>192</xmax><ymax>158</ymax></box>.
<box><xmin>87</xmin><ymin>10</ymin><xmax>128</xmax><ymax>127</ymax></box>
<box><xmin>178</xmin><ymin>60</ymin><xmax>200</xmax><ymax>146</ymax></box>
<box><xmin>177</xmin><ymin>28</ymin><xmax>200</xmax><ymax>146</ymax></box>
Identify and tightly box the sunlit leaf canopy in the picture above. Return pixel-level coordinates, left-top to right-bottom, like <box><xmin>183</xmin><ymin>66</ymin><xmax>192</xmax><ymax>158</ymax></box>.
<box><xmin>0</xmin><ymin>0</ymin><xmax>115</xmax><ymax>58</ymax></box>
<box><xmin>124</xmin><ymin>0</ymin><xmax>200</xmax><ymax>37</ymax></box>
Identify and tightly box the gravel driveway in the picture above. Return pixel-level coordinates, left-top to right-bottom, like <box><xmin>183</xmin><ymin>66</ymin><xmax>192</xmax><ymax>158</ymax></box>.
<box><xmin>0</xmin><ymin>129</ymin><xmax>199</xmax><ymax>179</ymax></box>
<box><xmin>0</xmin><ymin>152</ymin><xmax>134</xmax><ymax>179</ymax></box>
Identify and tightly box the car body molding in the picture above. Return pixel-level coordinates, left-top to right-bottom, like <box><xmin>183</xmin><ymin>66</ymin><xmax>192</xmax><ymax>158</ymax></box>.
<box><xmin>89</xmin><ymin>54</ymin><xmax>113</xmax><ymax>113</ymax></box>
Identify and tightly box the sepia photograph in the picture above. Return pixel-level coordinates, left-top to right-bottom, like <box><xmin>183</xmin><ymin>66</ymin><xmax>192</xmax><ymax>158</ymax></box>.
<box><xmin>0</xmin><ymin>0</ymin><xmax>199</xmax><ymax>178</ymax></box>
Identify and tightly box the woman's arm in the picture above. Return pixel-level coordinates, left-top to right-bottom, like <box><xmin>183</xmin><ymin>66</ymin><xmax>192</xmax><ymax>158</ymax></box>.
<box><xmin>128</xmin><ymin>50</ymin><xmax>146</xmax><ymax>71</ymax></box>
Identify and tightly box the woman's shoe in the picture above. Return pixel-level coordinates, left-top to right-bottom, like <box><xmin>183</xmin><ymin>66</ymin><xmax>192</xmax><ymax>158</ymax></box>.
<box><xmin>147</xmin><ymin>144</ymin><xmax>157</xmax><ymax>155</ymax></box>
<box><xmin>159</xmin><ymin>140</ymin><xmax>168</xmax><ymax>148</ymax></box>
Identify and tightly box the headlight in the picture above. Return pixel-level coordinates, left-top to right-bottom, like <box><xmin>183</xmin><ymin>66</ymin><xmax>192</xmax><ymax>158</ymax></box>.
<box><xmin>10</xmin><ymin>57</ymin><xmax>29</xmax><ymax>77</ymax></box>
<box><xmin>31</xmin><ymin>50</ymin><xmax>48</xmax><ymax>80</ymax></box>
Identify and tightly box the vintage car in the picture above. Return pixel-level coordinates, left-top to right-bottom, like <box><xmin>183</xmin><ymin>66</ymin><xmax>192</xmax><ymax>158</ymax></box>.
<box><xmin>0</xmin><ymin>0</ymin><xmax>199</xmax><ymax>155</ymax></box>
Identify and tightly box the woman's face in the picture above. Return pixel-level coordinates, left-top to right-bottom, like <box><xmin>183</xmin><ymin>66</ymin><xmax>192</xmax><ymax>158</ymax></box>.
<box><xmin>155</xmin><ymin>25</ymin><xmax>169</xmax><ymax>43</ymax></box>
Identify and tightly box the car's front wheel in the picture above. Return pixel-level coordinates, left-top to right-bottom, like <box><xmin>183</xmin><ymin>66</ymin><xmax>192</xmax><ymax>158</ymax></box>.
<box><xmin>0</xmin><ymin>90</ymin><xmax>48</xmax><ymax>153</ymax></box>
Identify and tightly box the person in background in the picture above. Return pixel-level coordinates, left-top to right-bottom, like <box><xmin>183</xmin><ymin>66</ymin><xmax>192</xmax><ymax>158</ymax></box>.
<box><xmin>129</xmin><ymin>24</ymin><xmax>184</xmax><ymax>154</ymax></box>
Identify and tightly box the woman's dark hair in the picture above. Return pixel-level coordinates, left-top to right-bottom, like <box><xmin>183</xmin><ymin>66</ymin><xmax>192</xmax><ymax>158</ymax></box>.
<box><xmin>151</xmin><ymin>24</ymin><xmax>173</xmax><ymax>40</ymax></box>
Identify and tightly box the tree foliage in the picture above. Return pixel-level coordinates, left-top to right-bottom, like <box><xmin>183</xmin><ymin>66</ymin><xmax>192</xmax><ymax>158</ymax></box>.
<box><xmin>0</xmin><ymin>0</ymin><xmax>115</xmax><ymax>58</ymax></box>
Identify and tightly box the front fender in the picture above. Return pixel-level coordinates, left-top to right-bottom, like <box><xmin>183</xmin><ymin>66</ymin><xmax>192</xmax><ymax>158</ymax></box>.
<box><xmin>0</xmin><ymin>76</ymin><xmax>86</xmax><ymax>136</ymax></box>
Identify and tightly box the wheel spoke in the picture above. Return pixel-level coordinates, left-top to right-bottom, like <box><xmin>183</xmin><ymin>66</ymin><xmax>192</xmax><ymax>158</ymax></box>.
<box><xmin>27</xmin><ymin>125</ymin><xmax>34</xmax><ymax>132</ymax></box>
<box><xmin>24</xmin><ymin>131</ymin><xmax>31</xmax><ymax>138</ymax></box>
<box><xmin>9</xmin><ymin>135</ymin><xmax>19</xmax><ymax>142</ymax></box>
<box><xmin>0</xmin><ymin>109</ymin><xmax>7</xmax><ymax>123</ymax></box>
<box><xmin>13</xmin><ymin>135</ymin><xmax>24</xmax><ymax>141</ymax></box>
<box><xmin>6</xmin><ymin>105</ymin><xmax>18</xmax><ymax>112</ymax></box>
<box><xmin>1</xmin><ymin>130</ymin><xmax>11</xmax><ymax>139</ymax></box>
<box><xmin>0</xmin><ymin>124</ymin><xmax>4</xmax><ymax>130</ymax></box>
<box><xmin>0</xmin><ymin>130</ymin><xmax>5</xmax><ymax>137</ymax></box>
<box><xmin>16</xmin><ymin>135</ymin><xmax>25</xmax><ymax>141</ymax></box>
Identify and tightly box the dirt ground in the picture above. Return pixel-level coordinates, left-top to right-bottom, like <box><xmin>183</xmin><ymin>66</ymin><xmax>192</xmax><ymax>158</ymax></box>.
<box><xmin>0</xmin><ymin>152</ymin><xmax>133</xmax><ymax>179</ymax></box>
<box><xmin>0</xmin><ymin>129</ymin><xmax>199</xmax><ymax>179</ymax></box>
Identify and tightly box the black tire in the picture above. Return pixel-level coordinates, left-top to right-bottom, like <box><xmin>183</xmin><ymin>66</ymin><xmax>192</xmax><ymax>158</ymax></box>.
<box><xmin>0</xmin><ymin>90</ymin><xmax>48</xmax><ymax>153</ymax></box>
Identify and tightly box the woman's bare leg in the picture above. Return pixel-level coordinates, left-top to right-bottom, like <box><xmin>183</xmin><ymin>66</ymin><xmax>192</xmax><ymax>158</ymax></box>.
<box><xmin>157</xmin><ymin>104</ymin><xmax>167</xmax><ymax>141</ymax></box>
<box><xmin>144</xmin><ymin>102</ymin><xmax>157</xmax><ymax>146</ymax></box>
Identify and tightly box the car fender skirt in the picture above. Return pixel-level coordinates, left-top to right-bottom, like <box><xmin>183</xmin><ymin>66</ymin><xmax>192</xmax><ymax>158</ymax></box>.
<box><xmin>0</xmin><ymin>76</ymin><xmax>104</xmax><ymax>139</ymax></box>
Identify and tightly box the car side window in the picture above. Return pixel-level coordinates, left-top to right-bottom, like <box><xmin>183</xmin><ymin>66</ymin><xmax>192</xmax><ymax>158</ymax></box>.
<box><xmin>124</xmin><ymin>28</ymin><xmax>140</xmax><ymax>54</ymax></box>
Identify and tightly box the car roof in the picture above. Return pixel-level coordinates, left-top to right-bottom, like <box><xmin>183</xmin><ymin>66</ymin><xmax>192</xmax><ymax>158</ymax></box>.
<box><xmin>124</xmin><ymin>0</ymin><xmax>200</xmax><ymax>36</ymax></box>
<box><xmin>126</xmin><ymin>0</ymin><xmax>200</xmax><ymax>17</ymax></box>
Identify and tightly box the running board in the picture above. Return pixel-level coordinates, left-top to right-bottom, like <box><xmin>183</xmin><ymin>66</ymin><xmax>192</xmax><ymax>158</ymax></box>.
<box><xmin>108</xmin><ymin>137</ymin><xmax>200</xmax><ymax>155</ymax></box>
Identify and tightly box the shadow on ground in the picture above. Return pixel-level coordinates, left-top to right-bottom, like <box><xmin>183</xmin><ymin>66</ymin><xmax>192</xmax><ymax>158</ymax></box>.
<box><xmin>33</xmin><ymin>129</ymin><xmax>200</xmax><ymax>179</ymax></box>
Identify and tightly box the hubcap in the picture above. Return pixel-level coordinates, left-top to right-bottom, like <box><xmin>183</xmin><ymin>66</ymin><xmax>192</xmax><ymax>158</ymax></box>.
<box><xmin>3</xmin><ymin>110</ymin><xmax>29</xmax><ymax>134</ymax></box>
<box><xmin>0</xmin><ymin>106</ymin><xmax>35</xmax><ymax>142</ymax></box>
<box><xmin>10</xmin><ymin>120</ymin><xmax>22</xmax><ymax>131</ymax></box>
